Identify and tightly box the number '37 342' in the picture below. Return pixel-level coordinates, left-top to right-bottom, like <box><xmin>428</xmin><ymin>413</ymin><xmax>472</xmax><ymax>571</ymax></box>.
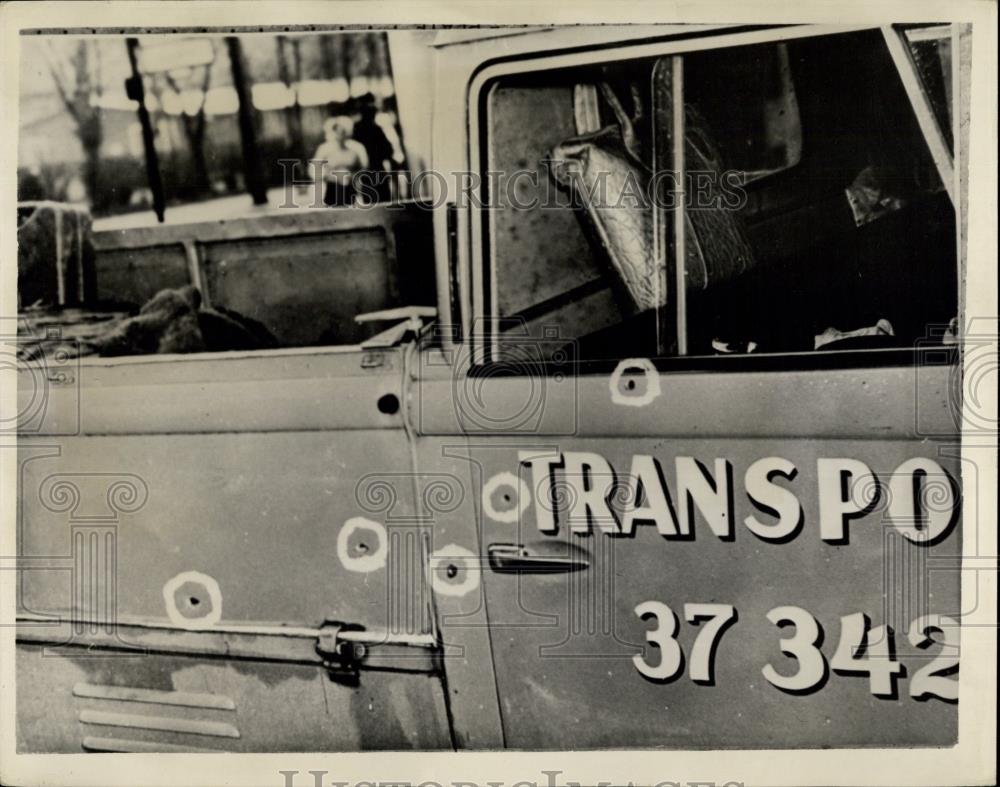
<box><xmin>632</xmin><ymin>602</ymin><xmax>958</xmax><ymax>702</ymax></box>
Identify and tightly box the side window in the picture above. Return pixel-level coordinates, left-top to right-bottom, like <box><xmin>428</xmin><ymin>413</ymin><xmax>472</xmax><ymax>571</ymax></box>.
<box><xmin>482</xmin><ymin>29</ymin><xmax>958</xmax><ymax>363</ymax></box>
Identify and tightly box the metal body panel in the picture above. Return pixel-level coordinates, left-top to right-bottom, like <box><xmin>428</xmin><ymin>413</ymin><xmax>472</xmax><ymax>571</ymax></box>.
<box><xmin>18</xmin><ymin>431</ymin><xmax>422</xmax><ymax>626</ymax></box>
<box><xmin>16</xmin><ymin>644</ymin><xmax>450</xmax><ymax>753</ymax></box>
<box><xmin>422</xmin><ymin>23</ymin><xmax>964</xmax><ymax>750</ymax></box>
<box><xmin>16</xmin><ymin>345</ymin><xmax>452</xmax><ymax>752</ymax></box>
<box><xmin>407</xmin><ymin>441</ymin><xmax>506</xmax><ymax>748</ymax></box>
<box><xmin>416</xmin><ymin>359</ymin><xmax>961</xmax><ymax>748</ymax></box>
<box><xmin>16</xmin><ymin>616</ymin><xmax>439</xmax><ymax>672</ymax></box>
<box><xmin>19</xmin><ymin>345</ymin><xmax>405</xmax><ymax>434</ymax></box>
<box><xmin>414</xmin><ymin>353</ymin><xmax>960</xmax><ymax>439</ymax></box>
<box><xmin>15</xmin><ymin>22</ymin><xmax>966</xmax><ymax>755</ymax></box>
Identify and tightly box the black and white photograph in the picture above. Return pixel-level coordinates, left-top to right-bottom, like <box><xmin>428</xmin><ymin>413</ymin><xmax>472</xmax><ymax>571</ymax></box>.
<box><xmin>0</xmin><ymin>2</ymin><xmax>996</xmax><ymax>786</ymax></box>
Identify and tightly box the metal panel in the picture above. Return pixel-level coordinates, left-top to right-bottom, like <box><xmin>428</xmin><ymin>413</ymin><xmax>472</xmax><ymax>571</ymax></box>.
<box><xmin>18</xmin><ymin>430</ymin><xmax>427</xmax><ymax>629</ymax></box>
<box><xmin>16</xmin><ymin>643</ymin><xmax>452</xmax><ymax>753</ymax></box>
<box><xmin>20</xmin><ymin>617</ymin><xmax>438</xmax><ymax>673</ymax></box>
<box><xmin>78</xmin><ymin>710</ymin><xmax>241</xmax><ymax>738</ymax></box>
<box><xmin>73</xmin><ymin>683</ymin><xmax>237</xmax><ymax>709</ymax></box>
<box><xmin>476</xmin><ymin>437</ymin><xmax>959</xmax><ymax>748</ymax></box>
<box><xmin>81</xmin><ymin>736</ymin><xmax>226</xmax><ymax>753</ymax></box>
<box><xmin>90</xmin><ymin>204</ymin><xmax>437</xmax><ymax>348</ymax></box>
<box><xmin>18</xmin><ymin>346</ymin><xmax>405</xmax><ymax>435</ymax></box>
<box><xmin>91</xmin><ymin>204</ymin><xmax>417</xmax><ymax>251</ymax></box>
<box><xmin>414</xmin><ymin>357</ymin><xmax>961</xmax><ymax>439</ymax></box>
<box><xmin>94</xmin><ymin>245</ymin><xmax>190</xmax><ymax>306</ymax></box>
<box><xmin>415</xmin><ymin>352</ymin><xmax>961</xmax><ymax>748</ymax></box>
<box><xmin>201</xmin><ymin>229</ymin><xmax>391</xmax><ymax>346</ymax></box>
<box><xmin>15</xmin><ymin>344</ymin><xmax>452</xmax><ymax>752</ymax></box>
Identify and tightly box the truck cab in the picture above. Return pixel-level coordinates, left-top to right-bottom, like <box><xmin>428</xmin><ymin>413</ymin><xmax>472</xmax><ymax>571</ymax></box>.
<box><xmin>15</xmin><ymin>23</ymin><xmax>964</xmax><ymax>752</ymax></box>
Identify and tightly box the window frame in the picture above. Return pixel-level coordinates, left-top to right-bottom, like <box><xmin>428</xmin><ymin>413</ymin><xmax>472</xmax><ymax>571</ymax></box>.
<box><xmin>884</xmin><ymin>24</ymin><xmax>958</xmax><ymax>203</ymax></box>
<box><xmin>465</xmin><ymin>23</ymin><xmax>959</xmax><ymax>373</ymax></box>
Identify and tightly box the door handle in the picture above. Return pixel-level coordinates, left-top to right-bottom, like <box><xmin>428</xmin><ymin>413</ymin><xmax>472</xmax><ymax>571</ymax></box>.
<box><xmin>487</xmin><ymin>543</ymin><xmax>590</xmax><ymax>573</ymax></box>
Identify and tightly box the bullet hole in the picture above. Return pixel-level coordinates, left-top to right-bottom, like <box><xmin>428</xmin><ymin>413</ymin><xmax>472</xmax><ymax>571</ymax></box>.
<box><xmin>430</xmin><ymin>544</ymin><xmax>480</xmax><ymax>597</ymax></box>
<box><xmin>163</xmin><ymin>571</ymin><xmax>223</xmax><ymax>629</ymax></box>
<box><xmin>175</xmin><ymin>582</ymin><xmax>213</xmax><ymax>616</ymax></box>
<box><xmin>377</xmin><ymin>393</ymin><xmax>400</xmax><ymax>415</ymax></box>
<box><xmin>482</xmin><ymin>472</ymin><xmax>531</xmax><ymax>523</ymax></box>
<box><xmin>338</xmin><ymin>517</ymin><xmax>389</xmax><ymax>572</ymax></box>
<box><xmin>610</xmin><ymin>358</ymin><xmax>660</xmax><ymax>406</ymax></box>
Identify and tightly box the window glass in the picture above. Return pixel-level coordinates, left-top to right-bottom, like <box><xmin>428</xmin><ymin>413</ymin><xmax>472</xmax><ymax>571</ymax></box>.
<box><xmin>486</xmin><ymin>64</ymin><xmax>648</xmax><ymax>359</ymax></box>
<box><xmin>902</xmin><ymin>25</ymin><xmax>955</xmax><ymax>153</ymax></box>
<box><xmin>483</xmin><ymin>29</ymin><xmax>958</xmax><ymax>363</ymax></box>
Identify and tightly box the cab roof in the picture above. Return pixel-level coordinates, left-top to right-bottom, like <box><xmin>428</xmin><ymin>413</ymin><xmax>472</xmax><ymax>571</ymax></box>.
<box><xmin>430</xmin><ymin>24</ymin><xmax>756</xmax><ymax>50</ymax></box>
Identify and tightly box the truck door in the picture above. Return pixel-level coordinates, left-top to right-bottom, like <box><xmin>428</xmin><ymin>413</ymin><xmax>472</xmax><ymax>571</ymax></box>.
<box><xmin>16</xmin><ymin>345</ymin><xmax>451</xmax><ymax>752</ymax></box>
<box><xmin>419</xmin><ymin>26</ymin><xmax>964</xmax><ymax>748</ymax></box>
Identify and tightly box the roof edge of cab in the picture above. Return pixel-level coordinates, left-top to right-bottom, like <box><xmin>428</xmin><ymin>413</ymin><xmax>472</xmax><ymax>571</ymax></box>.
<box><xmin>431</xmin><ymin>24</ymin><xmax>749</xmax><ymax>50</ymax></box>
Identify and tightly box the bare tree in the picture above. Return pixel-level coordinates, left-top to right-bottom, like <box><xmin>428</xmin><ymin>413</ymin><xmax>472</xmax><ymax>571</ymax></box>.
<box><xmin>318</xmin><ymin>34</ymin><xmax>338</xmax><ymax>79</ymax></box>
<box><xmin>275</xmin><ymin>36</ymin><xmax>305</xmax><ymax>161</ymax></box>
<box><xmin>226</xmin><ymin>36</ymin><xmax>268</xmax><ymax>205</ymax></box>
<box><xmin>43</xmin><ymin>40</ymin><xmax>103</xmax><ymax>208</ymax></box>
<box><xmin>158</xmin><ymin>50</ymin><xmax>215</xmax><ymax>195</ymax></box>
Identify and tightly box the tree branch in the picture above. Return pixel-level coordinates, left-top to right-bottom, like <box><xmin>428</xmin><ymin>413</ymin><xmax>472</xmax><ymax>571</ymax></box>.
<box><xmin>42</xmin><ymin>44</ymin><xmax>78</xmax><ymax>120</ymax></box>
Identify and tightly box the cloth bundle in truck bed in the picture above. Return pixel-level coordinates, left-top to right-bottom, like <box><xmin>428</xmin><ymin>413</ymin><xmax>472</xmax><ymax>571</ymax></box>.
<box><xmin>17</xmin><ymin>286</ymin><xmax>277</xmax><ymax>362</ymax></box>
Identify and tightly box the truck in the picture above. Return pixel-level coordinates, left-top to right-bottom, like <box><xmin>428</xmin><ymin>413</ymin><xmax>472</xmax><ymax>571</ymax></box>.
<box><xmin>14</xmin><ymin>22</ymin><xmax>966</xmax><ymax>752</ymax></box>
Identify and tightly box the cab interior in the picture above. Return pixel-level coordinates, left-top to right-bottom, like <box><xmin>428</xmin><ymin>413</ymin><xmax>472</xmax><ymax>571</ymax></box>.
<box><xmin>485</xmin><ymin>28</ymin><xmax>958</xmax><ymax>362</ymax></box>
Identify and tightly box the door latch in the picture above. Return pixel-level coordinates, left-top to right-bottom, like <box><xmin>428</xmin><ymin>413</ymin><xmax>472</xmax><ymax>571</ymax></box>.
<box><xmin>315</xmin><ymin>620</ymin><xmax>367</xmax><ymax>684</ymax></box>
<box><xmin>487</xmin><ymin>542</ymin><xmax>591</xmax><ymax>573</ymax></box>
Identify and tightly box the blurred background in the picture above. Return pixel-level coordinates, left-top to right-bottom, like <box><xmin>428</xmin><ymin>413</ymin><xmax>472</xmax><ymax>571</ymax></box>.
<box><xmin>17</xmin><ymin>31</ymin><xmax>434</xmax><ymax>230</ymax></box>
